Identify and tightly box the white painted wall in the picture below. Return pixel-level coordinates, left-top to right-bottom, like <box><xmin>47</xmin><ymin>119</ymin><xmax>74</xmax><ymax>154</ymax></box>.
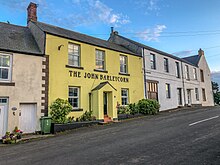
<box><xmin>144</xmin><ymin>49</ymin><xmax>184</xmax><ymax>111</ymax></box>
<box><xmin>0</xmin><ymin>52</ymin><xmax>44</xmax><ymax>133</ymax></box>
<box><xmin>198</xmin><ymin>55</ymin><xmax>214</xmax><ymax>106</ymax></box>
<box><xmin>144</xmin><ymin>49</ymin><xmax>214</xmax><ymax>111</ymax></box>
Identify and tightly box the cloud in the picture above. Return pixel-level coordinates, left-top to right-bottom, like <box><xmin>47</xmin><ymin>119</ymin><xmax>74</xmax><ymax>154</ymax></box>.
<box><xmin>60</xmin><ymin>0</ymin><xmax>130</xmax><ymax>27</ymax></box>
<box><xmin>137</xmin><ymin>25</ymin><xmax>166</xmax><ymax>41</ymax></box>
<box><xmin>211</xmin><ymin>71</ymin><xmax>220</xmax><ymax>85</ymax></box>
<box><xmin>172</xmin><ymin>50</ymin><xmax>193</xmax><ymax>57</ymax></box>
<box><xmin>134</xmin><ymin>0</ymin><xmax>161</xmax><ymax>15</ymax></box>
<box><xmin>1</xmin><ymin>0</ymin><xmax>130</xmax><ymax>28</ymax></box>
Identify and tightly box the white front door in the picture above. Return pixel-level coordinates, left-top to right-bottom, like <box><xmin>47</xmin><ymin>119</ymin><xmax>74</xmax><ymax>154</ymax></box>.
<box><xmin>19</xmin><ymin>103</ymin><xmax>37</xmax><ymax>133</ymax></box>
<box><xmin>0</xmin><ymin>98</ymin><xmax>8</xmax><ymax>138</ymax></box>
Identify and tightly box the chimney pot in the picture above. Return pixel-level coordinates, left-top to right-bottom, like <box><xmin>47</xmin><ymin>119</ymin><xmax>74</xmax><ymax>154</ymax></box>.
<box><xmin>111</xmin><ymin>27</ymin><xmax>114</xmax><ymax>33</ymax></box>
<box><xmin>27</xmin><ymin>2</ymin><xmax>38</xmax><ymax>24</ymax></box>
<box><xmin>198</xmin><ymin>48</ymin><xmax>204</xmax><ymax>56</ymax></box>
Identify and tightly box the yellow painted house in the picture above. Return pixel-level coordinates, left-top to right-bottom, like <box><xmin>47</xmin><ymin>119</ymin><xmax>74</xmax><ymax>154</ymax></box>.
<box><xmin>27</xmin><ymin>3</ymin><xmax>144</xmax><ymax>121</ymax></box>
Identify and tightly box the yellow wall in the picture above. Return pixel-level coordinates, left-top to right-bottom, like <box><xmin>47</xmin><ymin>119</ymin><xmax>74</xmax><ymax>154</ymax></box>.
<box><xmin>45</xmin><ymin>34</ymin><xmax>144</xmax><ymax>120</ymax></box>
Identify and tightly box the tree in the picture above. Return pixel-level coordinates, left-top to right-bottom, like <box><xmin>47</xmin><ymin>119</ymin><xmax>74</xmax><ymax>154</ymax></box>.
<box><xmin>212</xmin><ymin>81</ymin><xmax>220</xmax><ymax>105</ymax></box>
<box><xmin>212</xmin><ymin>81</ymin><xmax>219</xmax><ymax>93</ymax></box>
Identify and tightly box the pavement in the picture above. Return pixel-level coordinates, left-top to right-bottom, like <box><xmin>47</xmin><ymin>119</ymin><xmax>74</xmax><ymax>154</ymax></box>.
<box><xmin>0</xmin><ymin>106</ymin><xmax>220</xmax><ymax>165</ymax></box>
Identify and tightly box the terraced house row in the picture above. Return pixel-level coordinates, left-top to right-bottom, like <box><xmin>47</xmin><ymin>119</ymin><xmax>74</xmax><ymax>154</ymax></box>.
<box><xmin>0</xmin><ymin>2</ymin><xmax>213</xmax><ymax>137</ymax></box>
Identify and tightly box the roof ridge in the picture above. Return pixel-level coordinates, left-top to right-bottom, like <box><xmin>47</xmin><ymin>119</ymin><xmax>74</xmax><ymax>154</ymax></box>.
<box><xmin>35</xmin><ymin>21</ymin><xmax>117</xmax><ymax>45</ymax></box>
<box><xmin>0</xmin><ymin>22</ymin><xmax>27</xmax><ymax>29</ymax></box>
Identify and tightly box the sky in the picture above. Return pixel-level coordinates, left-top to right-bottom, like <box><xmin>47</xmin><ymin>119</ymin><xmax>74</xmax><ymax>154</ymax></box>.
<box><xmin>0</xmin><ymin>0</ymin><xmax>220</xmax><ymax>72</ymax></box>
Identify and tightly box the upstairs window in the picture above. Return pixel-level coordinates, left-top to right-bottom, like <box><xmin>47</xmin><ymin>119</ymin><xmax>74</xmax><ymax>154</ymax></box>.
<box><xmin>0</xmin><ymin>54</ymin><xmax>11</xmax><ymax>81</ymax></box>
<box><xmin>176</xmin><ymin>62</ymin><xmax>180</xmax><ymax>78</ymax></box>
<box><xmin>150</xmin><ymin>53</ymin><xmax>156</xmax><ymax>69</ymax></box>
<box><xmin>166</xmin><ymin>83</ymin><xmax>171</xmax><ymax>98</ymax></box>
<box><xmin>121</xmin><ymin>89</ymin><xmax>129</xmax><ymax>105</ymax></box>
<box><xmin>68</xmin><ymin>43</ymin><xmax>80</xmax><ymax>66</ymax></box>
<box><xmin>200</xmin><ymin>69</ymin><xmax>204</xmax><ymax>82</ymax></box>
<box><xmin>120</xmin><ymin>55</ymin><xmax>128</xmax><ymax>73</ymax></box>
<box><xmin>185</xmin><ymin>65</ymin><xmax>190</xmax><ymax>80</ymax></box>
<box><xmin>96</xmin><ymin>49</ymin><xmax>105</xmax><ymax>70</ymax></box>
<box><xmin>193</xmin><ymin>68</ymin><xmax>197</xmax><ymax>80</ymax></box>
<box><xmin>164</xmin><ymin>58</ymin><xmax>169</xmax><ymax>72</ymax></box>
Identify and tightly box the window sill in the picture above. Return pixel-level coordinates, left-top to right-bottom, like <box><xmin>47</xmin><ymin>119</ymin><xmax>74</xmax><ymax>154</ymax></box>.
<box><xmin>71</xmin><ymin>108</ymin><xmax>83</xmax><ymax>112</ymax></box>
<box><xmin>93</xmin><ymin>69</ymin><xmax>108</xmax><ymax>73</ymax></box>
<box><xmin>119</xmin><ymin>72</ymin><xmax>130</xmax><ymax>76</ymax></box>
<box><xmin>0</xmin><ymin>82</ymin><xmax>15</xmax><ymax>86</ymax></box>
<box><xmin>66</xmin><ymin>65</ymin><xmax>84</xmax><ymax>70</ymax></box>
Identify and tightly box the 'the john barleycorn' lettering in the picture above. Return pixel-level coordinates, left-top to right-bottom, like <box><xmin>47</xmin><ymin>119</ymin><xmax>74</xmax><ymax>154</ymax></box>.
<box><xmin>69</xmin><ymin>71</ymin><xmax>129</xmax><ymax>83</ymax></box>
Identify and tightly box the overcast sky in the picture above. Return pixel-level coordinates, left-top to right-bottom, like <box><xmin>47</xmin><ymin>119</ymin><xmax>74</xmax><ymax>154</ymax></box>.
<box><xmin>1</xmin><ymin>0</ymin><xmax>220</xmax><ymax>72</ymax></box>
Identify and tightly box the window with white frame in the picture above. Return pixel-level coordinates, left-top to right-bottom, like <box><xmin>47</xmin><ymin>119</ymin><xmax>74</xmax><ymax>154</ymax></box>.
<box><xmin>150</xmin><ymin>53</ymin><xmax>156</xmax><ymax>69</ymax></box>
<box><xmin>121</xmin><ymin>89</ymin><xmax>129</xmax><ymax>105</ymax></box>
<box><xmin>164</xmin><ymin>58</ymin><xmax>169</xmax><ymax>72</ymax></box>
<box><xmin>175</xmin><ymin>62</ymin><xmax>180</xmax><ymax>78</ymax></box>
<box><xmin>68</xmin><ymin>43</ymin><xmax>80</xmax><ymax>66</ymax></box>
<box><xmin>193</xmin><ymin>68</ymin><xmax>197</xmax><ymax>80</ymax></box>
<box><xmin>195</xmin><ymin>88</ymin><xmax>199</xmax><ymax>101</ymax></box>
<box><xmin>185</xmin><ymin>65</ymin><xmax>190</xmax><ymax>80</ymax></box>
<box><xmin>0</xmin><ymin>54</ymin><xmax>11</xmax><ymax>81</ymax></box>
<box><xmin>166</xmin><ymin>83</ymin><xmax>171</xmax><ymax>98</ymax></box>
<box><xmin>68</xmin><ymin>87</ymin><xmax>80</xmax><ymax>109</ymax></box>
<box><xmin>120</xmin><ymin>55</ymin><xmax>127</xmax><ymax>73</ymax></box>
<box><xmin>96</xmin><ymin>49</ymin><xmax>105</xmax><ymax>70</ymax></box>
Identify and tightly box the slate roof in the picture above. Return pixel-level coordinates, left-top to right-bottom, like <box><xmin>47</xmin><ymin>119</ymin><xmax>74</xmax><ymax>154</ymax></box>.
<box><xmin>0</xmin><ymin>22</ymin><xmax>42</xmax><ymax>55</ymax></box>
<box><xmin>182</xmin><ymin>55</ymin><xmax>201</xmax><ymax>66</ymax></box>
<box><xmin>109</xmin><ymin>33</ymin><xmax>199</xmax><ymax>66</ymax></box>
<box><xmin>32</xmin><ymin>21</ymin><xmax>138</xmax><ymax>56</ymax></box>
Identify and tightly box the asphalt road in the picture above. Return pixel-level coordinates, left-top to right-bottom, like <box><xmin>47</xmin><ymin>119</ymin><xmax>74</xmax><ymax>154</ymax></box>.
<box><xmin>0</xmin><ymin>106</ymin><xmax>220</xmax><ymax>165</ymax></box>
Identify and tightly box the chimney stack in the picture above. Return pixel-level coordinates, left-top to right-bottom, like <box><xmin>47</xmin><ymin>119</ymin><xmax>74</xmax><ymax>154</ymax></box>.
<box><xmin>27</xmin><ymin>2</ymin><xmax>38</xmax><ymax>24</ymax></box>
<box><xmin>198</xmin><ymin>48</ymin><xmax>204</xmax><ymax>56</ymax></box>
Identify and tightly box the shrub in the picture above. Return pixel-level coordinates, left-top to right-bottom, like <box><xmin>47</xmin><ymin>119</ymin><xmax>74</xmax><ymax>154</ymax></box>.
<box><xmin>137</xmin><ymin>99</ymin><xmax>160</xmax><ymax>115</ymax></box>
<box><xmin>50</xmin><ymin>98</ymin><xmax>73</xmax><ymax>124</ymax></box>
<box><xmin>117</xmin><ymin>106</ymin><xmax>130</xmax><ymax>114</ymax></box>
<box><xmin>79</xmin><ymin>111</ymin><xmax>96</xmax><ymax>122</ymax></box>
<box><xmin>128</xmin><ymin>103</ymin><xmax>139</xmax><ymax>115</ymax></box>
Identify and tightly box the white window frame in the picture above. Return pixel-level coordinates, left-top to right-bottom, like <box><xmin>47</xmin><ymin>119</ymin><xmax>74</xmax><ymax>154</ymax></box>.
<box><xmin>150</xmin><ymin>53</ymin><xmax>156</xmax><ymax>70</ymax></box>
<box><xmin>95</xmin><ymin>49</ymin><xmax>105</xmax><ymax>70</ymax></box>
<box><xmin>68</xmin><ymin>43</ymin><xmax>80</xmax><ymax>67</ymax></box>
<box><xmin>68</xmin><ymin>87</ymin><xmax>80</xmax><ymax>109</ymax></box>
<box><xmin>185</xmin><ymin>65</ymin><xmax>190</xmax><ymax>80</ymax></box>
<box><xmin>195</xmin><ymin>88</ymin><xmax>199</xmax><ymax>101</ymax></box>
<box><xmin>0</xmin><ymin>54</ymin><xmax>12</xmax><ymax>82</ymax></box>
<box><xmin>176</xmin><ymin>62</ymin><xmax>180</xmax><ymax>78</ymax></box>
<box><xmin>121</xmin><ymin>88</ymin><xmax>129</xmax><ymax>105</ymax></box>
<box><xmin>164</xmin><ymin>58</ymin><xmax>169</xmax><ymax>72</ymax></box>
<box><xmin>120</xmin><ymin>55</ymin><xmax>128</xmax><ymax>73</ymax></box>
<box><xmin>193</xmin><ymin>68</ymin><xmax>197</xmax><ymax>80</ymax></box>
<box><xmin>166</xmin><ymin>83</ymin><xmax>171</xmax><ymax>98</ymax></box>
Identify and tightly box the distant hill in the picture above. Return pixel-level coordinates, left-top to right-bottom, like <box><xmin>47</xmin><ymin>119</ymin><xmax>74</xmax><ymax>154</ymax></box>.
<box><xmin>211</xmin><ymin>71</ymin><xmax>220</xmax><ymax>86</ymax></box>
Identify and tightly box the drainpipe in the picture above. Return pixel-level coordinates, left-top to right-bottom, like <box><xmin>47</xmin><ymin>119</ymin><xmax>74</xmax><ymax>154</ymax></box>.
<box><xmin>181</xmin><ymin>61</ymin><xmax>186</xmax><ymax>106</ymax></box>
<box><xmin>142</xmin><ymin>48</ymin><xmax>147</xmax><ymax>99</ymax></box>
